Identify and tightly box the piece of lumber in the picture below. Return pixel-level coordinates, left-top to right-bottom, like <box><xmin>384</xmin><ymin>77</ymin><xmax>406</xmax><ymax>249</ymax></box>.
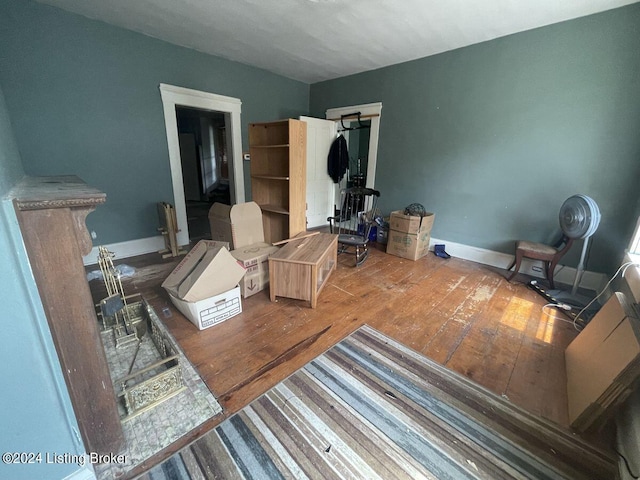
<box><xmin>272</xmin><ymin>230</ymin><xmax>320</xmax><ymax>246</ymax></box>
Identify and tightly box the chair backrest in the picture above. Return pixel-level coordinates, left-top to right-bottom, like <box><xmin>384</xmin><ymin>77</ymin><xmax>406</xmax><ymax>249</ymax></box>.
<box><xmin>335</xmin><ymin>187</ymin><xmax>380</xmax><ymax>241</ymax></box>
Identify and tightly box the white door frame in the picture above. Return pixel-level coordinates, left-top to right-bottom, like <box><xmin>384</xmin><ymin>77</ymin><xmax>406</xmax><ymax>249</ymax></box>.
<box><xmin>325</xmin><ymin>102</ymin><xmax>382</xmax><ymax>190</ymax></box>
<box><xmin>160</xmin><ymin>83</ymin><xmax>245</xmax><ymax>246</ymax></box>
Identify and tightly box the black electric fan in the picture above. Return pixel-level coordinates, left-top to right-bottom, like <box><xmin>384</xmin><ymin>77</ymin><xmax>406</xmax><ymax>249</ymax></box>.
<box><xmin>558</xmin><ymin>194</ymin><xmax>601</xmax><ymax>295</ymax></box>
<box><xmin>529</xmin><ymin>194</ymin><xmax>601</xmax><ymax>324</ymax></box>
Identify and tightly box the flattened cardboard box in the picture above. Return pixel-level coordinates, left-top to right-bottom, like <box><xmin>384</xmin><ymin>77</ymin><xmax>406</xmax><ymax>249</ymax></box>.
<box><xmin>208</xmin><ymin>201</ymin><xmax>265</xmax><ymax>250</ymax></box>
<box><xmin>162</xmin><ymin>240</ymin><xmax>246</xmax><ymax>330</ymax></box>
<box><xmin>231</xmin><ymin>242</ymin><xmax>280</xmax><ymax>298</ymax></box>
<box><xmin>565</xmin><ymin>291</ymin><xmax>640</xmax><ymax>430</ymax></box>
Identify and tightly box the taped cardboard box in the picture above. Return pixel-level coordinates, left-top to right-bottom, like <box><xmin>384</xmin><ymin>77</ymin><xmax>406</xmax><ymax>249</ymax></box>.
<box><xmin>212</xmin><ymin>201</ymin><xmax>281</xmax><ymax>298</ymax></box>
<box><xmin>208</xmin><ymin>201</ymin><xmax>266</xmax><ymax>249</ymax></box>
<box><xmin>161</xmin><ymin>240</ymin><xmax>246</xmax><ymax>330</ymax></box>
<box><xmin>386</xmin><ymin>211</ymin><xmax>435</xmax><ymax>261</ymax></box>
<box><xmin>386</xmin><ymin>230</ymin><xmax>432</xmax><ymax>261</ymax></box>
<box><xmin>241</xmin><ymin>270</ymin><xmax>270</xmax><ymax>299</ymax></box>
<box><xmin>231</xmin><ymin>242</ymin><xmax>279</xmax><ymax>298</ymax></box>
<box><xmin>388</xmin><ymin>210</ymin><xmax>435</xmax><ymax>235</ymax></box>
<box><xmin>565</xmin><ymin>291</ymin><xmax>640</xmax><ymax>431</ymax></box>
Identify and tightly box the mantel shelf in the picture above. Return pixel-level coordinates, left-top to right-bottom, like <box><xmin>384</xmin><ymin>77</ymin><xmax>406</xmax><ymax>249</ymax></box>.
<box><xmin>12</xmin><ymin>175</ymin><xmax>124</xmax><ymax>455</ymax></box>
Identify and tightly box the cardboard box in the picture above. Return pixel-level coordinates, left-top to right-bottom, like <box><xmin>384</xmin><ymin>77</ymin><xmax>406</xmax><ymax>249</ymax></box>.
<box><xmin>386</xmin><ymin>230</ymin><xmax>432</xmax><ymax>261</ymax></box>
<box><xmin>169</xmin><ymin>286</ymin><xmax>242</xmax><ymax>331</ymax></box>
<box><xmin>231</xmin><ymin>242</ymin><xmax>279</xmax><ymax>297</ymax></box>
<box><xmin>208</xmin><ymin>203</ymin><xmax>234</xmax><ymax>246</ymax></box>
<box><xmin>388</xmin><ymin>210</ymin><xmax>434</xmax><ymax>235</ymax></box>
<box><xmin>240</xmin><ymin>270</ymin><xmax>270</xmax><ymax>298</ymax></box>
<box><xmin>208</xmin><ymin>201</ymin><xmax>265</xmax><ymax>249</ymax></box>
<box><xmin>209</xmin><ymin>201</ymin><xmax>284</xmax><ymax>297</ymax></box>
<box><xmin>386</xmin><ymin>211</ymin><xmax>435</xmax><ymax>260</ymax></box>
<box><xmin>565</xmin><ymin>291</ymin><xmax>640</xmax><ymax>431</ymax></box>
<box><xmin>161</xmin><ymin>240</ymin><xmax>246</xmax><ymax>330</ymax></box>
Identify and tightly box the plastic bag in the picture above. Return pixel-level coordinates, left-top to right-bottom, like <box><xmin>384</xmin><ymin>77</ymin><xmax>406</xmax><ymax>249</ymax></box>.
<box><xmin>86</xmin><ymin>264</ymin><xmax>136</xmax><ymax>281</ymax></box>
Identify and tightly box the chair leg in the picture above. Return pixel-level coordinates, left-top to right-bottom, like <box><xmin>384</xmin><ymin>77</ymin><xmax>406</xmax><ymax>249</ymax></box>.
<box><xmin>547</xmin><ymin>259</ymin><xmax>559</xmax><ymax>290</ymax></box>
<box><xmin>506</xmin><ymin>257</ymin><xmax>516</xmax><ymax>272</ymax></box>
<box><xmin>356</xmin><ymin>246</ymin><xmax>369</xmax><ymax>267</ymax></box>
<box><xmin>506</xmin><ymin>250</ymin><xmax>523</xmax><ymax>281</ymax></box>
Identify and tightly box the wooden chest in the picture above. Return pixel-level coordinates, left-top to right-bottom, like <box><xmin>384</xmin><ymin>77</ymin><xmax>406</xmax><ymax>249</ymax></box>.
<box><xmin>268</xmin><ymin>233</ymin><xmax>337</xmax><ymax>308</ymax></box>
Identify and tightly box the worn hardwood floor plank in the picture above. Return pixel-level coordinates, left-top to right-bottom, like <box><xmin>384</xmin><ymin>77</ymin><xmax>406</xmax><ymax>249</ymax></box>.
<box><xmin>88</xmin><ymin>241</ymin><xmax>616</xmax><ymax>475</ymax></box>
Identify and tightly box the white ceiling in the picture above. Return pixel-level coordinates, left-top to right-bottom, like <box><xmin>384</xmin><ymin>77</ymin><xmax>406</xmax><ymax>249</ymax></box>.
<box><xmin>37</xmin><ymin>0</ymin><xmax>638</xmax><ymax>84</ymax></box>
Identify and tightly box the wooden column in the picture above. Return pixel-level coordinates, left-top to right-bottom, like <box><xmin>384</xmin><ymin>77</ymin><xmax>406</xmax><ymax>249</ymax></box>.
<box><xmin>12</xmin><ymin>176</ymin><xmax>124</xmax><ymax>454</ymax></box>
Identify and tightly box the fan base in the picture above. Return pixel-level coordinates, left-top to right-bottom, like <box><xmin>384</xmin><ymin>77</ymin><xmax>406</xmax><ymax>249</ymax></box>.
<box><xmin>527</xmin><ymin>280</ymin><xmax>599</xmax><ymax>327</ymax></box>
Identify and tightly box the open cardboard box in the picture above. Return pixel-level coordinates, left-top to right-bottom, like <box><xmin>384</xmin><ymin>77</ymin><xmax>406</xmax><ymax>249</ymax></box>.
<box><xmin>209</xmin><ymin>201</ymin><xmax>266</xmax><ymax>250</ymax></box>
<box><xmin>386</xmin><ymin>210</ymin><xmax>435</xmax><ymax>261</ymax></box>
<box><xmin>209</xmin><ymin>201</ymin><xmax>279</xmax><ymax>298</ymax></box>
<box><xmin>162</xmin><ymin>240</ymin><xmax>246</xmax><ymax>330</ymax></box>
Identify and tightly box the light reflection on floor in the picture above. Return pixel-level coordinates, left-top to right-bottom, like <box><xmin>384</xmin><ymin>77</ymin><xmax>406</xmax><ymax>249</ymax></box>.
<box><xmin>500</xmin><ymin>296</ymin><xmax>533</xmax><ymax>332</ymax></box>
<box><xmin>500</xmin><ymin>296</ymin><xmax>559</xmax><ymax>345</ymax></box>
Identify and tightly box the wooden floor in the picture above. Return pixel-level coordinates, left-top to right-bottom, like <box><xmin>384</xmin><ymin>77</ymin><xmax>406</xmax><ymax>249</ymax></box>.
<box><xmin>89</xmin><ymin>241</ymin><xmax>614</xmax><ymax>476</ymax></box>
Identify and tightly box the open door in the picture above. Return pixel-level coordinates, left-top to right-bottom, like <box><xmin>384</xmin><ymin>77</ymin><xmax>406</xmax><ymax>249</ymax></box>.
<box><xmin>300</xmin><ymin>116</ymin><xmax>336</xmax><ymax>229</ymax></box>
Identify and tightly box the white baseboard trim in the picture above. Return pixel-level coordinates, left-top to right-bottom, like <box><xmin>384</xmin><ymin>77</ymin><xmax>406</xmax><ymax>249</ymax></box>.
<box><xmin>429</xmin><ymin>237</ymin><xmax>608</xmax><ymax>293</ymax></box>
<box><xmin>83</xmin><ymin>236</ymin><xmax>166</xmax><ymax>266</ymax></box>
<box><xmin>82</xmin><ymin>234</ymin><xmax>607</xmax><ymax>292</ymax></box>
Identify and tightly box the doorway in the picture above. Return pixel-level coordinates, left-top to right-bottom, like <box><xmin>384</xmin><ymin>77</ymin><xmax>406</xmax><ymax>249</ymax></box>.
<box><xmin>176</xmin><ymin>106</ymin><xmax>231</xmax><ymax>242</ymax></box>
<box><xmin>341</xmin><ymin>118</ymin><xmax>371</xmax><ymax>188</ymax></box>
<box><xmin>300</xmin><ymin>104</ymin><xmax>382</xmax><ymax>229</ymax></box>
<box><xmin>159</xmin><ymin>84</ymin><xmax>245</xmax><ymax>246</ymax></box>
<box><xmin>325</xmin><ymin>102</ymin><xmax>382</xmax><ymax>216</ymax></box>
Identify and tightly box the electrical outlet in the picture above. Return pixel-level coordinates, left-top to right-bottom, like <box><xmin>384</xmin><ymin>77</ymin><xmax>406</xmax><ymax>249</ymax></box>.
<box><xmin>91</xmin><ymin>231</ymin><xmax>97</xmax><ymax>239</ymax></box>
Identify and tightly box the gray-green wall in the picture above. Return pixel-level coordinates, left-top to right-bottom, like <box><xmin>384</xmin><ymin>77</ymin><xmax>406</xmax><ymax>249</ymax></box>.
<box><xmin>0</xmin><ymin>0</ymin><xmax>309</xmax><ymax>245</ymax></box>
<box><xmin>311</xmin><ymin>4</ymin><xmax>640</xmax><ymax>273</ymax></box>
<box><xmin>0</xmin><ymin>85</ymin><xmax>88</xmax><ymax>480</ymax></box>
<box><xmin>0</xmin><ymin>86</ymin><xmax>23</xmax><ymax>194</ymax></box>
<box><xmin>2</xmin><ymin>0</ymin><xmax>638</xmax><ymax>273</ymax></box>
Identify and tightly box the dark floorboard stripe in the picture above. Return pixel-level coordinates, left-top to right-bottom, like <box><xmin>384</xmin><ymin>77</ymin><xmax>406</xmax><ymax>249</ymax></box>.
<box><xmin>306</xmin><ymin>358</ymin><xmax>476</xmax><ymax>479</ymax></box>
<box><xmin>329</xmin><ymin>338</ymin><xmax>563</xmax><ymax>480</ymax></box>
<box><xmin>216</xmin><ymin>414</ymin><xmax>285</xmax><ymax>480</ymax></box>
<box><xmin>142</xmin><ymin>325</ymin><xmax>616</xmax><ymax>480</ymax></box>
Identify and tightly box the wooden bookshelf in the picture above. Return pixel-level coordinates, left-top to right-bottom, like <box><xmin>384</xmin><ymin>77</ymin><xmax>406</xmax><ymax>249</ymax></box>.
<box><xmin>249</xmin><ymin>119</ymin><xmax>307</xmax><ymax>244</ymax></box>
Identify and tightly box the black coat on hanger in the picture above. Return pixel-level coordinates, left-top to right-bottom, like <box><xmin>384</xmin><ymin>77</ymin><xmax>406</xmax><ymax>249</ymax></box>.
<box><xmin>327</xmin><ymin>134</ymin><xmax>349</xmax><ymax>183</ymax></box>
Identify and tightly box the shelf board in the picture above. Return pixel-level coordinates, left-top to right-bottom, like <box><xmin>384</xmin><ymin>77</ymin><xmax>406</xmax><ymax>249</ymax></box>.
<box><xmin>259</xmin><ymin>204</ymin><xmax>290</xmax><ymax>215</ymax></box>
<box><xmin>250</xmin><ymin>144</ymin><xmax>290</xmax><ymax>149</ymax></box>
<box><xmin>251</xmin><ymin>175</ymin><xmax>290</xmax><ymax>181</ymax></box>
